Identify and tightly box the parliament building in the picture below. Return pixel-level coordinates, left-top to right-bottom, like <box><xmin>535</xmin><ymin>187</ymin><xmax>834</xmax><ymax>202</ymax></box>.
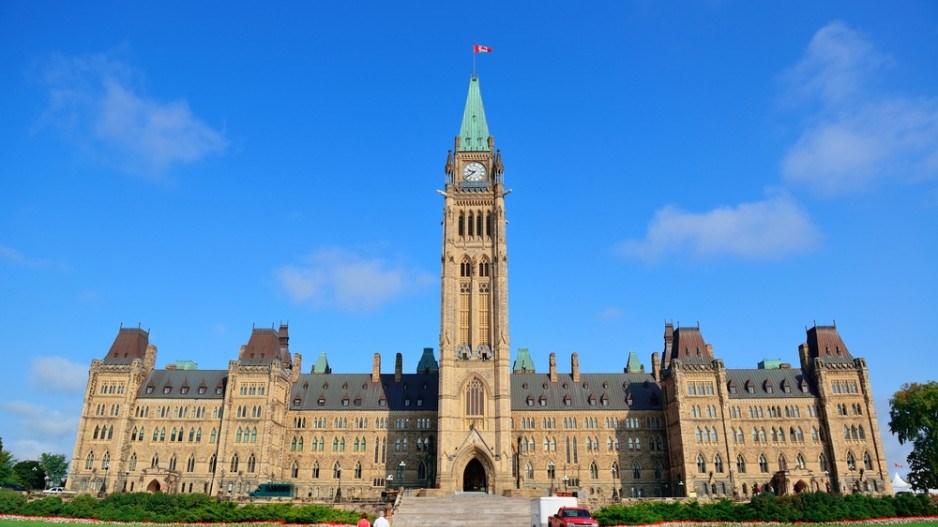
<box><xmin>66</xmin><ymin>77</ymin><xmax>892</xmax><ymax>503</ymax></box>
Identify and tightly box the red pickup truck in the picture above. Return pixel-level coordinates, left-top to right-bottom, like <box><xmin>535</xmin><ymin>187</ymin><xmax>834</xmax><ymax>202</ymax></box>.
<box><xmin>548</xmin><ymin>507</ymin><xmax>598</xmax><ymax>527</ymax></box>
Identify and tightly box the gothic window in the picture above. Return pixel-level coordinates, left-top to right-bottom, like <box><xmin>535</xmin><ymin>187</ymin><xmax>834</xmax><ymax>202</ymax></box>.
<box><xmin>611</xmin><ymin>462</ymin><xmax>619</xmax><ymax>479</ymax></box>
<box><xmin>418</xmin><ymin>461</ymin><xmax>427</xmax><ymax>480</ymax></box>
<box><xmin>737</xmin><ymin>455</ymin><xmax>746</xmax><ymax>473</ymax></box>
<box><xmin>819</xmin><ymin>453</ymin><xmax>829</xmax><ymax>471</ymax></box>
<box><xmin>354</xmin><ymin>462</ymin><xmax>362</xmax><ymax>479</ymax></box>
<box><xmin>476</xmin><ymin>211</ymin><xmax>483</xmax><ymax>237</ymax></box>
<box><xmin>151</xmin><ymin>455</ymin><xmax>159</xmax><ymax>469</ymax></box>
<box><xmin>333</xmin><ymin>462</ymin><xmax>342</xmax><ymax>479</ymax></box>
<box><xmin>858</xmin><ymin>425</ymin><xmax>865</xmax><ymax>439</ymax></box>
<box><xmin>778</xmin><ymin>454</ymin><xmax>787</xmax><ymax>471</ymax></box>
<box><xmin>458</xmin><ymin>212</ymin><xmax>465</xmax><ymax>237</ymax></box>
<box><xmin>590</xmin><ymin>462</ymin><xmax>599</xmax><ymax>479</ymax></box>
<box><xmin>187</xmin><ymin>455</ymin><xmax>195</xmax><ymax>473</ymax></box>
<box><xmin>486</xmin><ymin>212</ymin><xmax>492</xmax><ymax>237</ymax></box>
<box><xmin>465</xmin><ymin>378</ymin><xmax>484</xmax><ymax>416</ymax></box>
<box><xmin>230</xmin><ymin>454</ymin><xmax>239</xmax><ymax>473</ymax></box>
<box><xmin>525</xmin><ymin>462</ymin><xmax>534</xmax><ymax>479</ymax></box>
<box><xmin>654</xmin><ymin>461</ymin><xmax>663</xmax><ymax>480</ymax></box>
<box><xmin>714</xmin><ymin>454</ymin><xmax>724</xmax><ymax>473</ymax></box>
<box><xmin>759</xmin><ymin>454</ymin><xmax>768</xmax><ymax>473</ymax></box>
<box><xmin>251</xmin><ymin>427</ymin><xmax>257</xmax><ymax>442</ymax></box>
<box><xmin>312</xmin><ymin>461</ymin><xmax>320</xmax><ymax>479</ymax></box>
<box><xmin>208</xmin><ymin>454</ymin><xmax>217</xmax><ymax>473</ymax></box>
<box><xmin>846</xmin><ymin>452</ymin><xmax>856</xmax><ymax>470</ymax></box>
<box><xmin>863</xmin><ymin>452</ymin><xmax>873</xmax><ymax>470</ymax></box>
<box><xmin>696</xmin><ymin>454</ymin><xmax>706</xmax><ymax>473</ymax></box>
<box><xmin>796</xmin><ymin>453</ymin><xmax>806</xmax><ymax>469</ymax></box>
<box><xmin>468</xmin><ymin>211</ymin><xmax>475</xmax><ymax>236</ymax></box>
<box><xmin>236</xmin><ymin>428</ymin><xmax>243</xmax><ymax>442</ymax></box>
<box><xmin>547</xmin><ymin>461</ymin><xmax>555</xmax><ymax>480</ymax></box>
<box><xmin>85</xmin><ymin>452</ymin><xmax>94</xmax><ymax>470</ymax></box>
<box><xmin>168</xmin><ymin>455</ymin><xmax>176</xmax><ymax>471</ymax></box>
<box><xmin>247</xmin><ymin>453</ymin><xmax>256</xmax><ymax>473</ymax></box>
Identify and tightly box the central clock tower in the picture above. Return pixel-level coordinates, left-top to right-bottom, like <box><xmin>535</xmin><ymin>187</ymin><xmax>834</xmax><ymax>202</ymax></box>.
<box><xmin>436</xmin><ymin>76</ymin><xmax>513</xmax><ymax>494</ymax></box>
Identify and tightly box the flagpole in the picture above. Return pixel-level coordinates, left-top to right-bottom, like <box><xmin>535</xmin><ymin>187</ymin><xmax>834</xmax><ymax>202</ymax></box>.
<box><xmin>472</xmin><ymin>45</ymin><xmax>476</xmax><ymax>78</ymax></box>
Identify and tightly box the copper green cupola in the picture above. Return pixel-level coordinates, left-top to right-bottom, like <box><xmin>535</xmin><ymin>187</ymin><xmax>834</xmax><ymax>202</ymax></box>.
<box><xmin>458</xmin><ymin>77</ymin><xmax>490</xmax><ymax>152</ymax></box>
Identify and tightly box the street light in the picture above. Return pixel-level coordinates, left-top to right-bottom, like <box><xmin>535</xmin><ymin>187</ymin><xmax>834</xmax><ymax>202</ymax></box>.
<box><xmin>562</xmin><ymin>475</ymin><xmax>569</xmax><ymax>492</ymax></box>
<box><xmin>397</xmin><ymin>461</ymin><xmax>406</xmax><ymax>490</ymax></box>
<box><xmin>336</xmin><ymin>466</ymin><xmax>342</xmax><ymax>502</ymax></box>
<box><xmin>677</xmin><ymin>480</ymin><xmax>684</xmax><ymax>497</ymax></box>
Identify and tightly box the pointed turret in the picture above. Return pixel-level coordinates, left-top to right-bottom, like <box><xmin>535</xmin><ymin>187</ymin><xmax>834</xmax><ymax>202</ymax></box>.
<box><xmin>458</xmin><ymin>77</ymin><xmax>490</xmax><ymax>152</ymax></box>
<box><xmin>625</xmin><ymin>351</ymin><xmax>644</xmax><ymax>373</ymax></box>
<box><xmin>512</xmin><ymin>347</ymin><xmax>535</xmax><ymax>373</ymax></box>
<box><xmin>416</xmin><ymin>347</ymin><xmax>439</xmax><ymax>374</ymax></box>
<box><xmin>311</xmin><ymin>352</ymin><xmax>331</xmax><ymax>374</ymax></box>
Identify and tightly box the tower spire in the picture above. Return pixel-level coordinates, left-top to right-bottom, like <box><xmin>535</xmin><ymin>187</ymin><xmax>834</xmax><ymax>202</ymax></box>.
<box><xmin>458</xmin><ymin>77</ymin><xmax>490</xmax><ymax>152</ymax></box>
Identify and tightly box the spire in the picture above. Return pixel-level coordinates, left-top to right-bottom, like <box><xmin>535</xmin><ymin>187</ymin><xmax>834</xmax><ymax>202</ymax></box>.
<box><xmin>311</xmin><ymin>352</ymin><xmax>331</xmax><ymax>374</ymax></box>
<box><xmin>625</xmin><ymin>351</ymin><xmax>644</xmax><ymax>373</ymax></box>
<box><xmin>458</xmin><ymin>77</ymin><xmax>490</xmax><ymax>152</ymax></box>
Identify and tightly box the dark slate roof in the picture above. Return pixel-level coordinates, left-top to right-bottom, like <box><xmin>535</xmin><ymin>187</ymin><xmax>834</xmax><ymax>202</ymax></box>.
<box><xmin>510</xmin><ymin>373</ymin><xmax>662</xmax><ymax>411</ymax></box>
<box><xmin>138</xmin><ymin>369</ymin><xmax>228</xmax><ymax>399</ymax></box>
<box><xmin>102</xmin><ymin>327</ymin><xmax>149</xmax><ymax>365</ymax></box>
<box><xmin>725</xmin><ymin>368</ymin><xmax>816</xmax><ymax>399</ymax></box>
<box><xmin>239</xmin><ymin>327</ymin><xmax>292</xmax><ymax>366</ymax></box>
<box><xmin>289</xmin><ymin>373</ymin><xmax>438</xmax><ymax>411</ymax></box>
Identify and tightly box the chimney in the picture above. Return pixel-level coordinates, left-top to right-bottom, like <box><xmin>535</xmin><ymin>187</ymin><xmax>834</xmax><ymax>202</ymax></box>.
<box><xmin>394</xmin><ymin>353</ymin><xmax>403</xmax><ymax>382</ymax></box>
<box><xmin>278</xmin><ymin>324</ymin><xmax>289</xmax><ymax>346</ymax></box>
<box><xmin>651</xmin><ymin>352</ymin><xmax>660</xmax><ymax>381</ymax></box>
<box><xmin>571</xmin><ymin>352</ymin><xmax>580</xmax><ymax>383</ymax></box>
<box><xmin>549</xmin><ymin>352</ymin><xmax>557</xmax><ymax>382</ymax></box>
<box><xmin>372</xmin><ymin>353</ymin><xmax>381</xmax><ymax>383</ymax></box>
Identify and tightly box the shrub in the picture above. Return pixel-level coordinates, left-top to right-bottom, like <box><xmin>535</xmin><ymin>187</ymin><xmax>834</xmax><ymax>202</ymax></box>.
<box><xmin>0</xmin><ymin>488</ymin><xmax>26</xmax><ymax>513</ymax></box>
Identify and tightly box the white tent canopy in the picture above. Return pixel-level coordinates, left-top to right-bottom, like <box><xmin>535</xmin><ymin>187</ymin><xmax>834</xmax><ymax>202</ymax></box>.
<box><xmin>892</xmin><ymin>473</ymin><xmax>911</xmax><ymax>493</ymax></box>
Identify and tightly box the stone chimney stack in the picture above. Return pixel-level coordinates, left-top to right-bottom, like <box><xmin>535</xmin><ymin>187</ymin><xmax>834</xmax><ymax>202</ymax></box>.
<box><xmin>549</xmin><ymin>352</ymin><xmax>558</xmax><ymax>382</ymax></box>
<box><xmin>663</xmin><ymin>323</ymin><xmax>674</xmax><ymax>368</ymax></box>
<box><xmin>571</xmin><ymin>352</ymin><xmax>580</xmax><ymax>383</ymax></box>
<box><xmin>372</xmin><ymin>353</ymin><xmax>381</xmax><ymax>383</ymax></box>
<box><xmin>651</xmin><ymin>352</ymin><xmax>660</xmax><ymax>381</ymax></box>
<box><xmin>394</xmin><ymin>353</ymin><xmax>403</xmax><ymax>382</ymax></box>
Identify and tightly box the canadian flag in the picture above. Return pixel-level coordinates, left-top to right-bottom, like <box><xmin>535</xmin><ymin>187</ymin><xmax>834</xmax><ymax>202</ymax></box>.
<box><xmin>894</xmin><ymin>463</ymin><xmax>904</xmax><ymax>468</ymax></box>
<box><xmin>474</xmin><ymin>45</ymin><xmax>492</xmax><ymax>53</ymax></box>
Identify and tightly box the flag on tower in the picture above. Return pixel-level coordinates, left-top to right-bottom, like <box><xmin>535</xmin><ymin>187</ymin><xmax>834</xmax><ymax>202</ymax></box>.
<box><xmin>894</xmin><ymin>463</ymin><xmax>904</xmax><ymax>468</ymax></box>
<box><xmin>474</xmin><ymin>44</ymin><xmax>492</xmax><ymax>53</ymax></box>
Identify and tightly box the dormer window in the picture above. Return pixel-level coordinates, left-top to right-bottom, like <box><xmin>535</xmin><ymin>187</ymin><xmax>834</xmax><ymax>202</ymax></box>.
<box><xmin>215</xmin><ymin>386</ymin><xmax>223</xmax><ymax>395</ymax></box>
<box><xmin>163</xmin><ymin>386</ymin><xmax>172</xmax><ymax>394</ymax></box>
<box><xmin>526</xmin><ymin>395</ymin><xmax>535</xmax><ymax>407</ymax></box>
<box><xmin>180</xmin><ymin>387</ymin><xmax>189</xmax><ymax>394</ymax></box>
<box><xmin>416</xmin><ymin>398</ymin><xmax>423</xmax><ymax>407</ymax></box>
<box><xmin>198</xmin><ymin>387</ymin><xmax>206</xmax><ymax>395</ymax></box>
<box><xmin>404</xmin><ymin>399</ymin><xmax>411</xmax><ymax>407</ymax></box>
<box><xmin>342</xmin><ymin>398</ymin><xmax>350</xmax><ymax>407</ymax></box>
<box><xmin>146</xmin><ymin>386</ymin><xmax>154</xmax><ymax>394</ymax></box>
<box><xmin>378</xmin><ymin>398</ymin><xmax>386</xmax><ymax>407</ymax></box>
<box><xmin>318</xmin><ymin>398</ymin><xmax>326</xmax><ymax>407</ymax></box>
<box><xmin>539</xmin><ymin>395</ymin><xmax>547</xmax><ymax>407</ymax></box>
<box><xmin>354</xmin><ymin>398</ymin><xmax>362</xmax><ymax>407</ymax></box>
<box><xmin>563</xmin><ymin>395</ymin><xmax>571</xmax><ymax>406</ymax></box>
<box><xmin>293</xmin><ymin>398</ymin><xmax>301</xmax><ymax>407</ymax></box>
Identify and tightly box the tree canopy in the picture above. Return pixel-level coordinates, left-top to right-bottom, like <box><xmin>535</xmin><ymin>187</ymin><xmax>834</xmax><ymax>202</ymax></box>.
<box><xmin>40</xmin><ymin>452</ymin><xmax>69</xmax><ymax>487</ymax></box>
<box><xmin>889</xmin><ymin>381</ymin><xmax>938</xmax><ymax>491</ymax></box>
<box><xmin>0</xmin><ymin>437</ymin><xmax>16</xmax><ymax>484</ymax></box>
<box><xmin>12</xmin><ymin>460</ymin><xmax>46</xmax><ymax>490</ymax></box>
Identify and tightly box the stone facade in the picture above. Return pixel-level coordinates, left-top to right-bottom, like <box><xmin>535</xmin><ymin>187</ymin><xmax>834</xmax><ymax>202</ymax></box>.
<box><xmin>66</xmin><ymin>77</ymin><xmax>892</xmax><ymax>502</ymax></box>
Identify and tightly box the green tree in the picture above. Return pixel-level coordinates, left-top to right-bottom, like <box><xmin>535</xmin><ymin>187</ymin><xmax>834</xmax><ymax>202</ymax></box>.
<box><xmin>40</xmin><ymin>453</ymin><xmax>69</xmax><ymax>487</ymax></box>
<box><xmin>12</xmin><ymin>460</ymin><xmax>46</xmax><ymax>490</ymax></box>
<box><xmin>0</xmin><ymin>437</ymin><xmax>16</xmax><ymax>484</ymax></box>
<box><xmin>889</xmin><ymin>381</ymin><xmax>938</xmax><ymax>491</ymax></box>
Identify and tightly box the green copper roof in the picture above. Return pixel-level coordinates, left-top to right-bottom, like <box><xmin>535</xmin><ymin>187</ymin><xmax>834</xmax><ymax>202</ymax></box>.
<box><xmin>312</xmin><ymin>352</ymin><xmax>331</xmax><ymax>374</ymax></box>
<box><xmin>458</xmin><ymin>77</ymin><xmax>490</xmax><ymax>152</ymax></box>
<box><xmin>625</xmin><ymin>351</ymin><xmax>644</xmax><ymax>373</ymax></box>
<box><xmin>513</xmin><ymin>347</ymin><xmax>535</xmax><ymax>373</ymax></box>
<box><xmin>416</xmin><ymin>347</ymin><xmax>439</xmax><ymax>374</ymax></box>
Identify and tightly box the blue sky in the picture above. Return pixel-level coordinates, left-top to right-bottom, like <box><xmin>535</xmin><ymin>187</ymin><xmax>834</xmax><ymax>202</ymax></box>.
<box><xmin>1</xmin><ymin>1</ymin><xmax>936</xmax><ymax>480</ymax></box>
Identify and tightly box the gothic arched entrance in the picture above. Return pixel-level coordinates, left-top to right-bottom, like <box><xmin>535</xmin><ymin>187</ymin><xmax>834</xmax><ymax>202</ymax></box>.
<box><xmin>146</xmin><ymin>479</ymin><xmax>161</xmax><ymax>493</ymax></box>
<box><xmin>463</xmin><ymin>458</ymin><xmax>487</xmax><ymax>492</ymax></box>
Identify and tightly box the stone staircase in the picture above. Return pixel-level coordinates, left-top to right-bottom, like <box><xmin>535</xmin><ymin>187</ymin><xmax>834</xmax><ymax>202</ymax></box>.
<box><xmin>391</xmin><ymin>492</ymin><xmax>532</xmax><ymax>527</ymax></box>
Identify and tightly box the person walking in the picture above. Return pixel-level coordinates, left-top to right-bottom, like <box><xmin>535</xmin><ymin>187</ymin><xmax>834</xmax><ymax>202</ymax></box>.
<box><xmin>356</xmin><ymin>512</ymin><xmax>370</xmax><ymax>527</ymax></box>
<box><xmin>373</xmin><ymin>510</ymin><xmax>389</xmax><ymax>527</ymax></box>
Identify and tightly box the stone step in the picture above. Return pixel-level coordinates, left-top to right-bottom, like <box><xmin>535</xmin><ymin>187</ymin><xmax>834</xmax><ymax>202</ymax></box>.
<box><xmin>392</xmin><ymin>493</ymin><xmax>531</xmax><ymax>527</ymax></box>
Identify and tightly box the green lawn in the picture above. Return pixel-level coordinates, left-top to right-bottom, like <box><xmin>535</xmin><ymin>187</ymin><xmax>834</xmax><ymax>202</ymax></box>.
<box><xmin>6</xmin><ymin>520</ymin><xmax>938</xmax><ymax>527</ymax></box>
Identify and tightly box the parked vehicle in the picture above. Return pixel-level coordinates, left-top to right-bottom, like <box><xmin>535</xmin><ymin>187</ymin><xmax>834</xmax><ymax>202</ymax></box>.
<box><xmin>0</xmin><ymin>483</ymin><xmax>28</xmax><ymax>491</ymax></box>
<box><xmin>548</xmin><ymin>506</ymin><xmax>598</xmax><ymax>527</ymax></box>
<box><xmin>249</xmin><ymin>482</ymin><xmax>295</xmax><ymax>498</ymax></box>
<box><xmin>43</xmin><ymin>487</ymin><xmax>75</xmax><ymax>494</ymax></box>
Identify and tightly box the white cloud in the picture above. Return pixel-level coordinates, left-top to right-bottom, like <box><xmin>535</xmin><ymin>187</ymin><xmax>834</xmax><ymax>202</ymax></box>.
<box><xmin>0</xmin><ymin>244</ymin><xmax>68</xmax><ymax>270</ymax></box>
<box><xmin>618</xmin><ymin>195</ymin><xmax>819</xmax><ymax>262</ymax></box>
<box><xmin>598</xmin><ymin>306</ymin><xmax>623</xmax><ymax>320</ymax></box>
<box><xmin>278</xmin><ymin>248</ymin><xmax>433</xmax><ymax>311</ymax></box>
<box><xmin>0</xmin><ymin>401</ymin><xmax>80</xmax><ymax>459</ymax></box>
<box><xmin>28</xmin><ymin>356</ymin><xmax>88</xmax><ymax>395</ymax></box>
<box><xmin>36</xmin><ymin>52</ymin><xmax>226</xmax><ymax>176</ymax></box>
<box><xmin>780</xmin><ymin>21</ymin><xmax>938</xmax><ymax>194</ymax></box>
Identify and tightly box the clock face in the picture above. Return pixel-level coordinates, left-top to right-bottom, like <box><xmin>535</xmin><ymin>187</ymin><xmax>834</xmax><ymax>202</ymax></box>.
<box><xmin>463</xmin><ymin>162</ymin><xmax>486</xmax><ymax>182</ymax></box>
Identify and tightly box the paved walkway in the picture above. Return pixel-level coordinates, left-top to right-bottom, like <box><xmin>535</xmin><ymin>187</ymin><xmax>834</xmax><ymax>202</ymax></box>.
<box><xmin>391</xmin><ymin>492</ymin><xmax>531</xmax><ymax>527</ymax></box>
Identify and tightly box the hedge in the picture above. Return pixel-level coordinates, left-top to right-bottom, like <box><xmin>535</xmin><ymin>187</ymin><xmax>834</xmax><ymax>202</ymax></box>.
<box><xmin>0</xmin><ymin>490</ymin><xmax>361</xmax><ymax>525</ymax></box>
<box><xmin>594</xmin><ymin>492</ymin><xmax>937</xmax><ymax>526</ymax></box>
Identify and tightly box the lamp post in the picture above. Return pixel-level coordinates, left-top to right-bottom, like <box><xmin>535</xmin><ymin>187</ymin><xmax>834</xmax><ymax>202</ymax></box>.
<box><xmin>562</xmin><ymin>475</ymin><xmax>568</xmax><ymax>493</ymax></box>
<box><xmin>336</xmin><ymin>466</ymin><xmax>342</xmax><ymax>502</ymax></box>
<box><xmin>677</xmin><ymin>480</ymin><xmax>684</xmax><ymax>497</ymax></box>
<box><xmin>397</xmin><ymin>461</ymin><xmax>406</xmax><ymax>491</ymax></box>
<box><xmin>101</xmin><ymin>460</ymin><xmax>110</xmax><ymax>496</ymax></box>
<box><xmin>386</xmin><ymin>474</ymin><xmax>393</xmax><ymax>496</ymax></box>
<box><xmin>44</xmin><ymin>475</ymin><xmax>50</xmax><ymax>491</ymax></box>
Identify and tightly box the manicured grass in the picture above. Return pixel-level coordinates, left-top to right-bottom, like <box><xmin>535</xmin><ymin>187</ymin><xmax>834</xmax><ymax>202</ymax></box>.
<box><xmin>6</xmin><ymin>520</ymin><xmax>938</xmax><ymax>527</ymax></box>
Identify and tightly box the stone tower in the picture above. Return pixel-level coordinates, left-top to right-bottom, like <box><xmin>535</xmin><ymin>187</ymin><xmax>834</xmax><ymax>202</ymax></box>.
<box><xmin>436</xmin><ymin>76</ymin><xmax>513</xmax><ymax>493</ymax></box>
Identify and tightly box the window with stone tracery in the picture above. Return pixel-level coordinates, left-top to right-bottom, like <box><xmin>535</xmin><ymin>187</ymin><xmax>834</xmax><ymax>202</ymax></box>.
<box><xmin>478</xmin><ymin>282</ymin><xmax>490</xmax><ymax>346</ymax></box>
<box><xmin>465</xmin><ymin>378</ymin><xmax>484</xmax><ymax>416</ymax></box>
<box><xmin>459</xmin><ymin>282</ymin><xmax>471</xmax><ymax>346</ymax></box>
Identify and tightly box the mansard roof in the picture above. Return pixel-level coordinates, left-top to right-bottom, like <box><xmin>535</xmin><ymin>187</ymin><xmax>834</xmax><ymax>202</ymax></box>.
<box><xmin>102</xmin><ymin>327</ymin><xmax>149</xmax><ymax>364</ymax></box>
<box><xmin>416</xmin><ymin>347</ymin><xmax>439</xmax><ymax>374</ymax></box>
<box><xmin>725</xmin><ymin>368</ymin><xmax>816</xmax><ymax>399</ymax></box>
<box><xmin>239</xmin><ymin>326</ymin><xmax>292</xmax><ymax>366</ymax></box>
<box><xmin>807</xmin><ymin>325</ymin><xmax>854</xmax><ymax>364</ymax></box>
<box><xmin>289</xmin><ymin>373</ymin><xmax>439</xmax><ymax>411</ymax></box>
<box><xmin>669</xmin><ymin>326</ymin><xmax>713</xmax><ymax>364</ymax></box>
<box><xmin>510</xmin><ymin>373</ymin><xmax>662</xmax><ymax>411</ymax></box>
<box><xmin>512</xmin><ymin>347</ymin><xmax>536</xmax><ymax>373</ymax></box>
<box><xmin>138</xmin><ymin>369</ymin><xmax>227</xmax><ymax>399</ymax></box>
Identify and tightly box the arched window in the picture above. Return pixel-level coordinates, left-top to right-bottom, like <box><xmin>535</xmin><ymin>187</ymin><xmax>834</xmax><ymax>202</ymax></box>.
<box><xmin>210</xmin><ymin>428</ymin><xmax>217</xmax><ymax>443</ymax></box>
<box><xmin>547</xmin><ymin>461</ymin><xmax>555</xmax><ymax>480</ymax></box>
<box><xmin>354</xmin><ymin>462</ymin><xmax>362</xmax><ymax>479</ymax></box>
<box><xmin>251</xmin><ymin>427</ymin><xmax>257</xmax><ymax>442</ymax></box>
<box><xmin>467</xmin><ymin>211</ymin><xmax>475</xmax><ymax>237</ymax></box>
<box><xmin>819</xmin><ymin>453</ymin><xmax>829</xmax><ymax>471</ymax></box>
<box><xmin>151</xmin><ymin>454</ymin><xmax>159</xmax><ymax>469</ymax></box>
<box><xmin>632</xmin><ymin>461</ymin><xmax>641</xmax><ymax>479</ymax></box>
<box><xmin>525</xmin><ymin>462</ymin><xmax>533</xmax><ymax>479</ymax></box>
<box><xmin>187</xmin><ymin>455</ymin><xmax>195</xmax><ymax>472</ymax></box>
<box><xmin>312</xmin><ymin>461</ymin><xmax>320</xmax><ymax>479</ymax></box>
<box><xmin>695</xmin><ymin>427</ymin><xmax>702</xmax><ymax>442</ymax></box>
<box><xmin>714</xmin><ymin>454</ymin><xmax>724</xmax><ymax>473</ymax></box>
<box><xmin>129</xmin><ymin>453</ymin><xmax>137</xmax><ymax>471</ymax></box>
<box><xmin>611</xmin><ymin>462</ymin><xmax>619</xmax><ymax>479</ymax></box>
<box><xmin>208</xmin><ymin>454</ymin><xmax>217</xmax><ymax>473</ymax></box>
<box><xmin>696</xmin><ymin>454</ymin><xmax>706</xmax><ymax>473</ymax></box>
<box><xmin>778</xmin><ymin>454</ymin><xmax>787</xmax><ymax>471</ymax></box>
<box><xmin>333</xmin><ymin>462</ymin><xmax>342</xmax><ymax>479</ymax></box>
<box><xmin>737</xmin><ymin>455</ymin><xmax>746</xmax><ymax>473</ymax></box>
<box><xmin>759</xmin><ymin>454</ymin><xmax>768</xmax><ymax>473</ymax></box>
<box><xmin>858</xmin><ymin>425</ymin><xmax>866</xmax><ymax>439</ymax></box>
<box><xmin>654</xmin><ymin>461</ymin><xmax>663</xmax><ymax>480</ymax></box>
<box><xmin>230</xmin><ymin>454</ymin><xmax>239</xmax><ymax>472</ymax></box>
<box><xmin>291</xmin><ymin>461</ymin><xmax>299</xmax><ymax>478</ymax></box>
<box><xmin>846</xmin><ymin>452</ymin><xmax>856</xmax><ymax>470</ymax></box>
<box><xmin>85</xmin><ymin>452</ymin><xmax>94</xmax><ymax>470</ymax></box>
<box><xmin>796</xmin><ymin>453</ymin><xmax>806</xmax><ymax>469</ymax></box>
<box><xmin>863</xmin><ymin>452</ymin><xmax>873</xmax><ymax>470</ymax></box>
<box><xmin>102</xmin><ymin>451</ymin><xmax>110</xmax><ymax>469</ymax></box>
<box><xmin>236</xmin><ymin>428</ymin><xmax>243</xmax><ymax>442</ymax></box>
<box><xmin>247</xmin><ymin>453</ymin><xmax>256</xmax><ymax>473</ymax></box>
<box><xmin>458</xmin><ymin>213</ymin><xmax>465</xmax><ymax>237</ymax></box>
<box><xmin>418</xmin><ymin>461</ymin><xmax>427</xmax><ymax>480</ymax></box>
<box><xmin>466</xmin><ymin>378</ymin><xmax>484</xmax><ymax>416</ymax></box>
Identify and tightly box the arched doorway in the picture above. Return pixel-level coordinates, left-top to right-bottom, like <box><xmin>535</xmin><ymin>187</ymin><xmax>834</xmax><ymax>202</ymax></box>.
<box><xmin>794</xmin><ymin>480</ymin><xmax>808</xmax><ymax>493</ymax></box>
<box><xmin>146</xmin><ymin>479</ymin><xmax>161</xmax><ymax>493</ymax></box>
<box><xmin>463</xmin><ymin>458</ymin><xmax>487</xmax><ymax>492</ymax></box>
